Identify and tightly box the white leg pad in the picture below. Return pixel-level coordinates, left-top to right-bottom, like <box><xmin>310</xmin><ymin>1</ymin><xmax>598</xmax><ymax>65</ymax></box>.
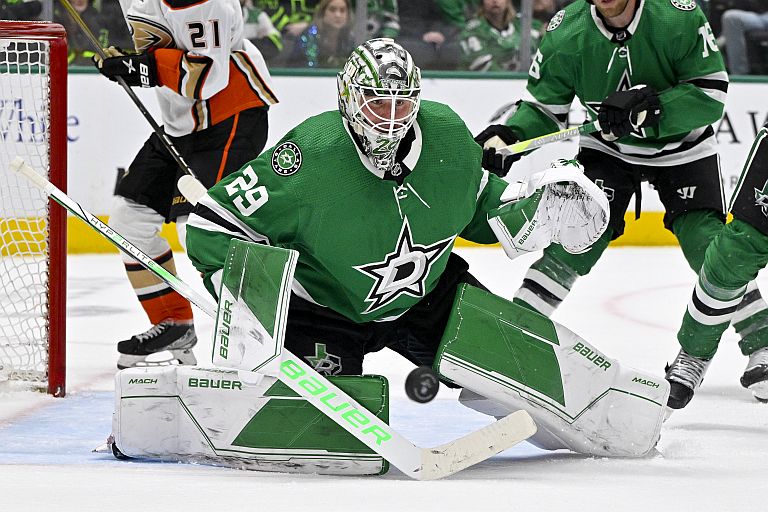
<box><xmin>113</xmin><ymin>366</ymin><xmax>388</xmax><ymax>475</ymax></box>
<box><xmin>437</xmin><ymin>285</ymin><xmax>670</xmax><ymax>457</ymax></box>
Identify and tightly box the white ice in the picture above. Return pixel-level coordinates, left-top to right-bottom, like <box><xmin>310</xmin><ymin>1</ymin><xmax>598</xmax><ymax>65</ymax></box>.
<box><xmin>1</xmin><ymin>247</ymin><xmax>766</xmax><ymax>511</ymax></box>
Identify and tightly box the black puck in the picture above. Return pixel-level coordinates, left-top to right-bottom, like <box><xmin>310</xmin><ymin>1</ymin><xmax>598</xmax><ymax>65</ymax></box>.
<box><xmin>405</xmin><ymin>366</ymin><xmax>440</xmax><ymax>403</ymax></box>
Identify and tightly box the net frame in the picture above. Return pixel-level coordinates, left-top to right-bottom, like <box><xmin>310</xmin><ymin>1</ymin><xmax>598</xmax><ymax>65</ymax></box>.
<box><xmin>0</xmin><ymin>21</ymin><xmax>66</xmax><ymax>396</ymax></box>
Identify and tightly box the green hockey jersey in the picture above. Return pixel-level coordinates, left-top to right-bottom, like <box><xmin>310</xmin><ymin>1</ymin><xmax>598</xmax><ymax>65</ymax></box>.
<box><xmin>507</xmin><ymin>0</ymin><xmax>728</xmax><ymax>166</ymax></box>
<box><xmin>186</xmin><ymin>101</ymin><xmax>510</xmax><ymax>323</ymax></box>
<box><xmin>459</xmin><ymin>15</ymin><xmax>543</xmax><ymax>72</ymax></box>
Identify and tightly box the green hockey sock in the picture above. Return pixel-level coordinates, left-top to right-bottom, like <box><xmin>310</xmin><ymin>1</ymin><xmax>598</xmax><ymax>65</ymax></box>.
<box><xmin>513</xmin><ymin>229</ymin><xmax>612</xmax><ymax>316</ymax></box>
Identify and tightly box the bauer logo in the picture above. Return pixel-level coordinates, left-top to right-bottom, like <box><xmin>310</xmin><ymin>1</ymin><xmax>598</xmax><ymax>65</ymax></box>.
<box><xmin>218</xmin><ymin>299</ymin><xmax>233</xmax><ymax>359</ymax></box>
<box><xmin>271</xmin><ymin>141</ymin><xmax>302</xmax><ymax>176</ymax></box>
<box><xmin>572</xmin><ymin>342</ymin><xmax>611</xmax><ymax>371</ymax></box>
<box><xmin>188</xmin><ymin>378</ymin><xmax>242</xmax><ymax>390</ymax></box>
<box><xmin>280</xmin><ymin>358</ymin><xmax>392</xmax><ymax>446</ymax></box>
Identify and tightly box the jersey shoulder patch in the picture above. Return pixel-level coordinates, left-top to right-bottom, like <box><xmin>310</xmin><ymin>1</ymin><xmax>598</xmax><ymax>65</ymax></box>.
<box><xmin>547</xmin><ymin>10</ymin><xmax>566</xmax><ymax>32</ymax></box>
<box><xmin>670</xmin><ymin>0</ymin><xmax>696</xmax><ymax>11</ymax></box>
<box><xmin>271</xmin><ymin>141</ymin><xmax>302</xmax><ymax>176</ymax></box>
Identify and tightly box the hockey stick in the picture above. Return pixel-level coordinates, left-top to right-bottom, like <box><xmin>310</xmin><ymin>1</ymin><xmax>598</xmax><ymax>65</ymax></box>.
<box><xmin>57</xmin><ymin>0</ymin><xmax>205</xmax><ymax>197</ymax></box>
<box><xmin>11</xmin><ymin>157</ymin><xmax>537</xmax><ymax>480</ymax></box>
<box><xmin>497</xmin><ymin>120</ymin><xmax>601</xmax><ymax>156</ymax></box>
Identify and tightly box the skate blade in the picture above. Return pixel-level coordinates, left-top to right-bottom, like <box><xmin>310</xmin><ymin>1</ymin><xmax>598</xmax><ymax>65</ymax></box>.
<box><xmin>748</xmin><ymin>381</ymin><xmax>768</xmax><ymax>402</ymax></box>
<box><xmin>117</xmin><ymin>349</ymin><xmax>197</xmax><ymax>369</ymax></box>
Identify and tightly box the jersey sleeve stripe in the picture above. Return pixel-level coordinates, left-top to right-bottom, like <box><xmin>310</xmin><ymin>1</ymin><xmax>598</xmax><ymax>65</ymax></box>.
<box><xmin>193</xmin><ymin>195</ymin><xmax>271</xmax><ymax>244</ymax></box>
<box><xmin>231</xmin><ymin>51</ymin><xmax>278</xmax><ymax>106</ymax></box>
<box><xmin>683</xmin><ymin>78</ymin><xmax>728</xmax><ymax>105</ymax></box>
<box><xmin>181</xmin><ymin>54</ymin><xmax>213</xmax><ymax>100</ymax></box>
<box><xmin>188</xmin><ymin>208</ymin><xmax>248</xmax><ymax>239</ymax></box>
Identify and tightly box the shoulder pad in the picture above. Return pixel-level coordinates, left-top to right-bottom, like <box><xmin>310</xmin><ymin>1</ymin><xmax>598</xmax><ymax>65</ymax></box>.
<box><xmin>547</xmin><ymin>10</ymin><xmax>566</xmax><ymax>32</ymax></box>
<box><xmin>669</xmin><ymin>0</ymin><xmax>697</xmax><ymax>11</ymax></box>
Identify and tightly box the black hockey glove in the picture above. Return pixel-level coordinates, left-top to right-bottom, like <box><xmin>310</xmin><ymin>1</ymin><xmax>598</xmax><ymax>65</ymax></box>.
<box><xmin>597</xmin><ymin>85</ymin><xmax>662</xmax><ymax>141</ymax></box>
<box><xmin>473</xmin><ymin>124</ymin><xmax>522</xmax><ymax>178</ymax></box>
<box><xmin>93</xmin><ymin>47</ymin><xmax>157</xmax><ymax>88</ymax></box>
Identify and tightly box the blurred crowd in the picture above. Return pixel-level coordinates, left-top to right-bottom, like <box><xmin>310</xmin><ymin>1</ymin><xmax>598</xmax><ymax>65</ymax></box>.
<box><xmin>0</xmin><ymin>0</ymin><xmax>766</xmax><ymax>74</ymax></box>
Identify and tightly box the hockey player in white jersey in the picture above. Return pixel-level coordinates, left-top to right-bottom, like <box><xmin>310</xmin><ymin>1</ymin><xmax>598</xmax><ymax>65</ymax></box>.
<box><xmin>93</xmin><ymin>0</ymin><xmax>278</xmax><ymax>369</ymax></box>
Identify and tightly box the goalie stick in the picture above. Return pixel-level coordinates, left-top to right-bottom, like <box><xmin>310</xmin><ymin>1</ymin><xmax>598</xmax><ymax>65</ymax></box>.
<box><xmin>498</xmin><ymin>121</ymin><xmax>601</xmax><ymax>156</ymax></box>
<box><xmin>11</xmin><ymin>157</ymin><xmax>537</xmax><ymax>480</ymax></box>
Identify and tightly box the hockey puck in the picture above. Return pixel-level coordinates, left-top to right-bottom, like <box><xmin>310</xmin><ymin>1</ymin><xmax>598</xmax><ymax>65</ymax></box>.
<box><xmin>405</xmin><ymin>366</ymin><xmax>440</xmax><ymax>403</ymax></box>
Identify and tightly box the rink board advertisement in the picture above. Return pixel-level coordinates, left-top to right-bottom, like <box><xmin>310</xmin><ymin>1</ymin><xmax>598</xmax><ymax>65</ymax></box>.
<box><xmin>61</xmin><ymin>74</ymin><xmax>768</xmax><ymax>250</ymax></box>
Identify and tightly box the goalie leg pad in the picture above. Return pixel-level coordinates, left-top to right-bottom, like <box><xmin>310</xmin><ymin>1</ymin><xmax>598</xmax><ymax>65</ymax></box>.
<box><xmin>435</xmin><ymin>284</ymin><xmax>669</xmax><ymax>457</ymax></box>
<box><xmin>113</xmin><ymin>366</ymin><xmax>390</xmax><ymax>476</ymax></box>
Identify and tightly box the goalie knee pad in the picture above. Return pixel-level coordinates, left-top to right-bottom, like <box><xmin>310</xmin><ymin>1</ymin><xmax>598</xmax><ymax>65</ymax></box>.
<box><xmin>113</xmin><ymin>366</ymin><xmax>390</xmax><ymax>476</ymax></box>
<box><xmin>435</xmin><ymin>284</ymin><xmax>669</xmax><ymax>457</ymax></box>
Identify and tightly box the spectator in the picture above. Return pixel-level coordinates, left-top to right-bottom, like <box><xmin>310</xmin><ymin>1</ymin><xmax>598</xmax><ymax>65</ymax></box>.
<box><xmin>459</xmin><ymin>0</ymin><xmax>542</xmax><ymax>72</ymax></box>
<box><xmin>720</xmin><ymin>7</ymin><xmax>768</xmax><ymax>75</ymax></box>
<box><xmin>252</xmin><ymin>0</ymin><xmax>319</xmax><ymax>43</ymax></box>
<box><xmin>533</xmin><ymin>0</ymin><xmax>558</xmax><ymax>23</ymax></box>
<box><xmin>54</xmin><ymin>0</ymin><xmax>131</xmax><ymax>66</ymax></box>
<box><xmin>435</xmin><ymin>0</ymin><xmax>475</xmax><ymax>29</ymax></box>
<box><xmin>289</xmin><ymin>0</ymin><xmax>355</xmax><ymax>68</ymax></box>
<box><xmin>241</xmin><ymin>0</ymin><xmax>284</xmax><ymax>62</ymax></box>
<box><xmin>354</xmin><ymin>0</ymin><xmax>400</xmax><ymax>39</ymax></box>
<box><xmin>398</xmin><ymin>0</ymin><xmax>460</xmax><ymax>70</ymax></box>
<box><xmin>0</xmin><ymin>0</ymin><xmax>42</xmax><ymax>20</ymax></box>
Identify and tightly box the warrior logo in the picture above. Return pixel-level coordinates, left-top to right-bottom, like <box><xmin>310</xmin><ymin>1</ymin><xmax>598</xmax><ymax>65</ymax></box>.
<box><xmin>355</xmin><ymin>217</ymin><xmax>454</xmax><ymax>314</ymax></box>
<box><xmin>271</xmin><ymin>141</ymin><xmax>302</xmax><ymax>176</ymax></box>
<box><xmin>677</xmin><ymin>186</ymin><xmax>697</xmax><ymax>199</ymax></box>
<box><xmin>305</xmin><ymin>343</ymin><xmax>342</xmax><ymax>375</ymax></box>
<box><xmin>755</xmin><ymin>181</ymin><xmax>768</xmax><ymax>217</ymax></box>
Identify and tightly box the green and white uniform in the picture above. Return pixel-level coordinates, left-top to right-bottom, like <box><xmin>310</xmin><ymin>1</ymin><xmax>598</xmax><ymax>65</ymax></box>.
<box><xmin>678</xmin><ymin>125</ymin><xmax>768</xmax><ymax>360</ymax></box>
<box><xmin>459</xmin><ymin>15</ymin><xmax>543</xmax><ymax>72</ymax></box>
<box><xmin>508</xmin><ymin>0</ymin><xmax>727</xmax><ymax>166</ymax></box>
<box><xmin>187</xmin><ymin>101</ymin><xmax>509</xmax><ymax>324</ymax></box>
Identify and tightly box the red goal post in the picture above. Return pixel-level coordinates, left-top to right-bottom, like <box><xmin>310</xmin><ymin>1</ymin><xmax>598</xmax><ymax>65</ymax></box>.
<box><xmin>0</xmin><ymin>21</ymin><xmax>67</xmax><ymax>396</ymax></box>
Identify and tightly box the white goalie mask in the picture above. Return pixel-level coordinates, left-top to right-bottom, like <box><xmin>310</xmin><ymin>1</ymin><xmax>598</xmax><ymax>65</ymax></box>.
<box><xmin>338</xmin><ymin>38</ymin><xmax>421</xmax><ymax>173</ymax></box>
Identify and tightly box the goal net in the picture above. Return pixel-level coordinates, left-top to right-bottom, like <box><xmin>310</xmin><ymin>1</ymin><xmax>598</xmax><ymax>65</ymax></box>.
<box><xmin>0</xmin><ymin>21</ymin><xmax>67</xmax><ymax>396</ymax></box>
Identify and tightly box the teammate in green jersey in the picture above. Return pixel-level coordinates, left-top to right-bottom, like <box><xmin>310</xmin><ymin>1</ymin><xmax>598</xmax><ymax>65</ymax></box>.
<box><xmin>185</xmin><ymin>38</ymin><xmax>608</xmax><ymax>377</ymax></box>
<box><xmin>672</xmin><ymin>124</ymin><xmax>768</xmax><ymax>405</ymax></box>
<box><xmin>474</xmin><ymin>0</ymin><xmax>768</xmax><ymax>409</ymax></box>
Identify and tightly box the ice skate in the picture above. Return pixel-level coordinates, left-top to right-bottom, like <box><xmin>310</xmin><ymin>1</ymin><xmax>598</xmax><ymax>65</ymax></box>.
<box><xmin>664</xmin><ymin>348</ymin><xmax>711</xmax><ymax>410</ymax></box>
<box><xmin>740</xmin><ymin>347</ymin><xmax>768</xmax><ymax>402</ymax></box>
<box><xmin>117</xmin><ymin>320</ymin><xmax>197</xmax><ymax>369</ymax></box>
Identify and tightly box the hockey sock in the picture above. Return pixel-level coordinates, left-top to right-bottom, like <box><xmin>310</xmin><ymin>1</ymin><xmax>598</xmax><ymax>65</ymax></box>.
<box><xmin>125</xmin><ymin>250</ymin><xmax>194</xmax><ymax>325</ymax></box>
<box><xmin>513</xmin><ymin>228</ymin><xmax>612</xmax><ymax>316</ymax></box>
<box><xmin>672</xmin><ymin>209</ymin><xmax>725</xmax><ymax>273</ymax></box>
<box><xmin>677</xmin><ymin>220</ymin><xmax>768</xmax><ymax>358</ymax></box>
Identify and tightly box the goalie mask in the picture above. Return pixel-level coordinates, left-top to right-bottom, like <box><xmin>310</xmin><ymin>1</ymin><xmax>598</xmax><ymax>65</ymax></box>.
<box><xmin>338</xmin><ymin>38</ymin><xmax>421</xmax><ymax>174</ymax></box>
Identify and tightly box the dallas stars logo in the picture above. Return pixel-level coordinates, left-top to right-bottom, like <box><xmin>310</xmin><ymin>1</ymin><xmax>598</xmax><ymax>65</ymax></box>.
<box><xmin>354</xmin><ymin>218</ymin><xmax>454</xmax><ymax>314</ymax></box>
<box><xmin>271</xmin><ymin>141</ymin><xmax>302</xmax><ymax>176</ymax></box>
<box><xmin>755</xmin><ymin>181</ymin><xmax>768</xmax><ymax>217</ymax></box>
<box><xmin>305</xmin><ymin>343</ymin><xmax>342</xmax><ymax>375</ymax></box>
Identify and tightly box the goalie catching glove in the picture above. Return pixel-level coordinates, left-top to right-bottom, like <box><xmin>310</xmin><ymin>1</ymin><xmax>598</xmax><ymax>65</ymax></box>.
<box><xmin>488</xmin><ymin>159</ymin><xmax>609</xmax><ymax>257</ymax></box>
<box><xmin>597</xmin><ymin>85</ymin><xmax>662</xmax><ymax>141</ymax></box>
<box><xmin>93</xmin><ymin>46</ymin><xmax>157</xmax><ymax>88</ymax></box>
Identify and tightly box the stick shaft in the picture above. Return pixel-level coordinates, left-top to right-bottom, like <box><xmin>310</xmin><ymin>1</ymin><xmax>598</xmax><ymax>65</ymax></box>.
<box><xmin>499</xmin><ymin>121</ymin><xmax>601</xmax><ymax>156</ymax></box>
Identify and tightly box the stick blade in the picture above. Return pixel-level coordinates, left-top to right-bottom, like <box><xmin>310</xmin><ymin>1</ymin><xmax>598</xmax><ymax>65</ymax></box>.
<box><xmin>415</xmin><ymin>409</ymin><xmax>537</xmax><ymax>480</ymax></box>
<box><xmin>177</xmin><ymin>175</ymin><xmax>207</xmax><ymax>205</ymax></box>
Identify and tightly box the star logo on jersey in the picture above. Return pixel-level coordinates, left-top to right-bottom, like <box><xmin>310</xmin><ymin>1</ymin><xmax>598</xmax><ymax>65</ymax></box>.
<box><xmin>547</xmin><ymin>10</ymin><xmax>565</xmax><ymax>32</ymax></box>
<box><xmin>271</xmin><ymin>141</ymin><xmax>302</xmax><ymax>176</ymax></box>
<box><xmin>671</xmin><ymin>0</ymin><xmax>696</xmax><ymax>11</ymax></box>
<box><xmin>587</xmin><ymin>71</ymin><xmax>648</xmax><ymax>140</ymax></box>
<box><xmin>755</xmin><ymin>181</ymin><xmax>768</xmax><ymax>217</ymax></box>
<box><xmin>354</xmin><ymin>217</ymin><xmax>454</xmax><ymax>314</ymax></box>
<box><xmin>305</xmin><ymin>343</ymin><xmax>342</xmax><ymax>375</ymax></box>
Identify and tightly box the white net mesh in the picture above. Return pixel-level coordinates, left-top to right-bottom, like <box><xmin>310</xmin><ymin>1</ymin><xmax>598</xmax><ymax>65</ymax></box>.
<box><xmin>0</xmin><ymin>38</ymin><xmax>53</xmax><ymax>384</ymax></box>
